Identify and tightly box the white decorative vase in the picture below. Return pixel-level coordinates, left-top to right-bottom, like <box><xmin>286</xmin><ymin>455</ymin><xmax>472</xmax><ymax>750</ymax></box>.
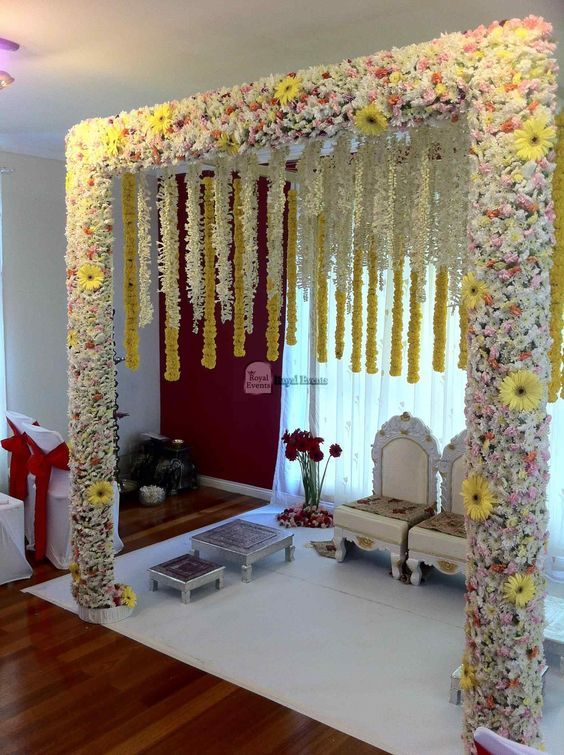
<box><xmin>78</xmin><ymin>604</ymin><xmax>134</xmax><ymax>624</ymax></box>
<box><xmin>139</xmin><ymin>485</ymin><xmax>166</xmax><ymax>506</ymax></box>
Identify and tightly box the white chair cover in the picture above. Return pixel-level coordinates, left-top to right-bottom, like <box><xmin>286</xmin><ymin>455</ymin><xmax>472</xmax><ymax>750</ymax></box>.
<box><xmin>22</xmin><ymin>424</ymin><xmax>123</xmax><ymax>569</ymax></box>
<box><xmin>5</xmin><ymin>410</ymin><xmax>37</xmax><ymax>548</ymax></box>
<box><xmin>0</xmin><ymin>494</ymin><xmax>33</xmax><ymax>585</ymax></box>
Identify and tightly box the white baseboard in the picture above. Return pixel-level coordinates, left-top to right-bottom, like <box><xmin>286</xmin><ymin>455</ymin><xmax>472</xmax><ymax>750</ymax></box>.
<box><xmin>198</xmin><ymin>475</ymin><xmax>334</xmax><ymax>510</ymax></box>
<box><xmin>199</xmin><ymin>475</ymin><xmax>273</xmax><ymax>502</ymax></box>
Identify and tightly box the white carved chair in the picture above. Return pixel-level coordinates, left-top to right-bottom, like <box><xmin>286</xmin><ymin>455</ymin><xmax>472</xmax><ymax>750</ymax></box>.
<box><xmin>333</xmin><ymin>413</ymin><xmax>440</xmax><ymax>579</ymax></box>
<box><xmin>407</xmin><ymin>430</ymin><xmax>467</xmax><ymax>585</ymax></box>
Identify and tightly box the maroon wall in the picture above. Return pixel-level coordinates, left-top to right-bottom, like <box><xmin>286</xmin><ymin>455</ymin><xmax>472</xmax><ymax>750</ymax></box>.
<box><xmin>160</xmin><ymin>175</ymin><xmax>285</xmax><ymax>489</ymax></box>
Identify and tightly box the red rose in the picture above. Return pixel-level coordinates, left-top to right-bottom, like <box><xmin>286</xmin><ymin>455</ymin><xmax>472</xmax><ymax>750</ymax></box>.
<box><xmin>329</xmin><ymin>443</ymin><xmax>342</xmax><ymax>458</ymax></box>
<box><xmin>309</xmin><ymin>448</ymin><xmax>324</xmax><ymax>462</ymax></box>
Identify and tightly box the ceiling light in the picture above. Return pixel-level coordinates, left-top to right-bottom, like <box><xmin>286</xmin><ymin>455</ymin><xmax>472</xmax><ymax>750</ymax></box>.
<box><xmin>0</xmin><ymin>36</ymin><xmax>19</xmax><ymax>90</ymax></box>
<box><xmin>0</xmin><ymin>37</ymin><xmax>19</xmax><ymax>52</ymax></box>
<box><xmin>0</xmin><ymin>71</ymin><xmax>14</xmax><ymax>88</ymax></box>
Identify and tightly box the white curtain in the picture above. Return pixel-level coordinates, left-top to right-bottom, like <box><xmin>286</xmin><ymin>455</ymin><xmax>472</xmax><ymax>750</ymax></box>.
<box><xmin>272</xmin><ymin>265</ymin><xmax>564</xmax><ymax>580</ymax></box>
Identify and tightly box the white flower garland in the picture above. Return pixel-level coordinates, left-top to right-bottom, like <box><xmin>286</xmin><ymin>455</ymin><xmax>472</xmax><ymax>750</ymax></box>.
<box><xmin>212</xmin><ymin>156</ymin><xmax>234</xmax><ymax>323</ymax></box>
<box><xmin>185</xmin><ymin>163</ymin><xmax>204</xmax><ymax>333</ymax></box>
<box><xmin>296</xmin><ymin>139</ymin><xmax>323</xmax><ymax>293</ymax></box>
<box><xmin>156</xmin><ymin>171</ymin><xmax>180</xmax><ymax>331</ymax></box>
<box><xmin>266</xmin><ymin>147</ymin><xmax>289</xmax><ymax>303</ymax></box>
<box><xmin>238</xmin><ymin>152</ymin><xmax>259</xmax><ymax>334</ymax></box>
<box><xmin>137</xmin><ymin>173</ymin><xmax>154</xmax><ymax>327</ymax></box>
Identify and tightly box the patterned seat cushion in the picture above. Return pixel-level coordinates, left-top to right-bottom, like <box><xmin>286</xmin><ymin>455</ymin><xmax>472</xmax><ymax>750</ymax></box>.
<box><xmin>344</xmin><ymin>495</ymin><xmax>435</xmax><ymax>527</ymax></box>
<box><xmin>416</xmin><ymin>511</ymin><xmax>466</xmax><ymax>538</ymax></box>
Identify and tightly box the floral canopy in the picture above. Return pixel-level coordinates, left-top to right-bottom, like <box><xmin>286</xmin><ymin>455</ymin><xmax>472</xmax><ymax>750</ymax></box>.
<box><xmin>65</xmin><ymin>16</ymin><xmax>560</xmax><ymax>751</ymax></box>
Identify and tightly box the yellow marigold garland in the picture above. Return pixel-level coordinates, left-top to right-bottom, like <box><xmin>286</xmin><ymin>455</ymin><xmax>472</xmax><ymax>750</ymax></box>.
<box><xmin>121</xmin><ymin>173</ymin><xmax>139</xmax><ymax>370</ymax></box>
<box><xmin>316</xmin><ymin>214</ymin><xmax>328</xmax><ymax>363</ymax></box>
<box><xmin>407</xmin><ymin>269</ymin><xmax>422</xmax><ymax>383</ymax></box>
<box><xmin>548</xmin><ymin>113</ymin><xmax>563</xmax><ymax>402</ymax></box>
<box><xmin>389</xmin><ymin>258</ymin><xmax>404</xmax><ymax>376</ymax></box>
<box><xmin>266</xmin><ymin>286</ymin><xmax>281</xmax><ymax>362</ymax></box>
<box><xmin>232</xmin><ymin>178</ymin><xmax>246</xmax><ymax>357</ymax></box>
<box><xmin>433</xmin><ymin>266</ymin><xmax>448</xmax><ymax>373</ymax></box>
<box><xmin>335</xmin><ymin>291</ymin><xmax>346</xmax><ymax>360</ymax></box>
<box><xmin>458</xmin><ymin>302</ymin><xmax>468</xmax><ymax>370</ymax></box>
<box><xmin>164</xmin><ymin>318</ymin><xmax>180</xmax><ymax>381</ymax></box>
<box><xmin>285</xmin><ymin>188</ymin><xmax>298</xmax><ymax>346</ymax></box>
<box><xmin>365</xmin><ymin>244</ymin><xmax>378</xmax><ymax>374</ymax></box>
<box><xmin>351</xmin><ymin>248</ymin><xmax>364</xmax><ymax>373</ymax></box>
<box><xmin>202</xmin><ymin>177</ymin><xmax>217</xmax><ymax>369</ymax></box>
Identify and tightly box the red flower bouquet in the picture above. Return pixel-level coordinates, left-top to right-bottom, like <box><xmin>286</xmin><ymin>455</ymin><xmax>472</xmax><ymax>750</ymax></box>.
<box><xmin>277</xmin><ymin>429</ymin><xmax>342</xmax><ymax>528</ymax></box>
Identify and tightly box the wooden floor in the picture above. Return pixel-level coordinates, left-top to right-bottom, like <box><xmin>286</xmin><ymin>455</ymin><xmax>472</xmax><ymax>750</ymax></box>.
<box><xmin>0</xmin><ymin>487</ymin><xmax>386</xmax><ymax>754</ymax></box>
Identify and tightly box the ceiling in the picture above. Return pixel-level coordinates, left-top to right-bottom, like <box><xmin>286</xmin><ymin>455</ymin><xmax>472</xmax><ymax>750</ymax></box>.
<box><xmin>1</xmin><ymin>0</ymin><xmax>563</xmax><ymax>161</ymax></box>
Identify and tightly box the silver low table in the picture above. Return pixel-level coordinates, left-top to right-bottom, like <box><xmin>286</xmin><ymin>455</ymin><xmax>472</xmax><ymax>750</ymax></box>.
<box><xmin>148</xmin><ymin>553</ymin><xmax>225</xmax><ymax>604</ymax></box>
<box><xmin>191</xmin><ymin>519</ymin><xmax>295</xmax><ymax>582</ymax></box>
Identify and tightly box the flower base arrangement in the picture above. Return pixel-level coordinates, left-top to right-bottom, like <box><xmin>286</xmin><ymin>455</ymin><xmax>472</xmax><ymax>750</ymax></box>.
<box><xmin>74</xmin><ymin>581</ymin><xmax>137</xmax><ymax>624</ymax></box>
<box><xmin>277</xmin><ymin>504</ymin><xmax>333</xmax><ymax>529</ymax></box>
<box><xmin>277</xmin><ymin>429</ymin><xmax>342</xmax><ymax>528</ymax></box>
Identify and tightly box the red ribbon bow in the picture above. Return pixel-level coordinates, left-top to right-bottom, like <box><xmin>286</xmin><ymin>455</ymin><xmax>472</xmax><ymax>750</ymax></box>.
<box><xmin>27</xmin><ymin>438</ymin><xmax>70</xmax><ymax>561</ymax></box>
<box><xmin>1</xmin><ymin>419</ymin><xmax>32</xmax><ymax>501</ymax></box>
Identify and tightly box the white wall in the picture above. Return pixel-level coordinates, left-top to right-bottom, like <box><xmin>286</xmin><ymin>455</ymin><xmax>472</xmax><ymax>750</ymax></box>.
<box><xmin>0</xmin><ymin>151</ymin><xmax>160</xmax><ymax>478</ymax></box>
<box><xmin>1</xmin><ymin>151</ymin><xmax>68</xmax><ymax>435</ymax></box>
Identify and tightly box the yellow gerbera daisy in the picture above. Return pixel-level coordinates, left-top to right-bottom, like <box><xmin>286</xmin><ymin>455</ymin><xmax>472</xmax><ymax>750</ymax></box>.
<box><xmin>105</xmin><ymin>124</ymin><xmax>125</xmax><ymax>157</ymax></box>
<box><xmin>513</xmin><ymin>116</ymin><xmax>556</xmax><ymax>162</ymax></box>
<box><xmin>499</xmin><ymin>370</ymin><xmax>543</xmax><ymax>411</ymax></box>
<box><xmin>149</xmin><ymin>103</ymin><xmax>173</xmax><ymax>136</ymax></box>
<box><xmin>65</xmin><ymin>171</ymin><xmax>74</xmax><ymax>193</ymax></box>
<box><xmin>216</xmin><ymin>132</ymin><xmax>240</xmax><ymax>155</ymax></box>
<box><xmin>86</xmin><ymin>480</ymin><xmax>114</xmax><ymax>506</ymax></box>
<box><xmin>121</xmin><ymin>585</ymin><xmax>137</xmax><ymax>608</ymax></box>
<box><xmin>77</xmin><ymin>264</ymin><xmax>104</xmax><ymax>292</ymax></box>
<box><xmin>462</xmin><ymin>474</ymin><xmax>496</xmax><ymax>521</ymax></box>
<box><xmin>354</xmin><ymin>104</ymin><xmax>388</xmax><ymax>136</ymax></box>
<box><xmin>274</xmin><ymin>75</ymin><xmax>301</xmax><ymax>105</ymax></box>
<box><xmin>503</xmin><ymin>573</ymin><xmax>536</xmax><ymax>608</ymax></box>
<box><xmin>67</xmin><ymin>330</ymin><xmax>78</xmax><ymax>348</ymax></box>
<box><xmin>69</xmin><ymin>562</ymin><xmax>81</xmax><ymax>584</ymax></box>
<box><xmin>459</xmin><ymin>661</ymin><xmax>476</xmax><ymax>690</ymax></box>
<box><xmin>461</xmin><ymin>273</ymin><xmax>488</xmax><ymax>309</ymax></box>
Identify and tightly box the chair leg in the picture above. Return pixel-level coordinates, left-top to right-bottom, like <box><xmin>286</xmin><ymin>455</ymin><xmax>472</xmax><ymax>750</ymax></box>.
<box><xmin>407</xmin><ymin>558</ymin><xmax>423</xmax><ymax>586</ymax></box>
<box><xmin>390</xmin><ymin>550</ymin><xmax>404</xmax><ymax>580</ymax></box>
<box><xmin>334</xmin><ymin>533</ymin><xmax>347</xmax><ymax>562</ymax></box>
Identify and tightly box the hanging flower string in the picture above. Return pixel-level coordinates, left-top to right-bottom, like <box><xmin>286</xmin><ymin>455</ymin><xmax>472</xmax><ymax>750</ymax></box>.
<box><xmin>407</xmin><ymin>269</ymin><xmax>422</xmax><ymax>383</ymax></box>
<box><xmin>316</xmin><ymin>214</ymin><xmax>328</xmax><ymax>363</ymax></box>
<box><xmin>121</xmin><ymin>173</ymin><xmax>139</xmax><ymax>370</ymax></box>
<box><xmin>185</xmin><ymin>163</ymin><xmax>204</xmax><ymax>333</ymax></box>
<box><xmin>213</xmin><ymin>157</ymin><xmax>234</xmax><ymax>323</ymax></box>
<box><xmin>350</xmin><ymin>247</ymin><xmax>364</xmax><ymax>373</ymax></box>
<box><xmin>137</xmin><ymin>173</ymin><xmax>154</xmax><ymax>327</ymax></box>
<box><xmin>365</xmin><ymin>244</ymin><xmax>378</xmax><ymax>374</ymax></box>
<box><xmin>157</xmin><ymin>171</ymin><xmax>180</xmax><ymax>379</ymax></box>
<box><xmin>458</xmin><ymin>302</ymin><xmax>468</xmax><ymax>370</ymax></box>
<box><xmin>432</xmin><ymin>266</ymin><xmax>448</xmax><ymax>373</ymax></box>
<box><xmin>265</xmin><ymin>148</ymin><xmax>288</xmax><ymax>362</ymax></box>
<box><xmin>202</xmin><ymin>177</ymin><xmax>217</xmax><ymax>369</ymax></box>
<box><xmin>389</xmin><ymin>258</ymin><xmax>404</xmax><ymax>376</ymax></box>
<box><xmin>232</xmin><ymin>178</ymin><xmax>246</xmax><ymax>357</ymax></box>
<box><xmin>285</xmin><ymin>188</ymin><xmax>298</xmax><ymax>346</ymax></box>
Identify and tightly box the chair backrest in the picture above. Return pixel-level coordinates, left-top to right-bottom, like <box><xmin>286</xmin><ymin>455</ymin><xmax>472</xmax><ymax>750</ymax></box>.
<box><xmin>371</xmin><ymin>413</ymin><xmax>440</xmax><ymax>506</ymax></box>
<box><xmin>22</xmin><ymin>424</ymin><xmax>65</xmax><ymax>454</ymax></box>
<box><xmin>438</xmin><ymin>430</ymin><xmax>466</xmax><ymax>515</ymax></box>
<box><xmin>6</xmin><ymin>411</ymin><xmax>36</xmax><ymax>435</ymax></box>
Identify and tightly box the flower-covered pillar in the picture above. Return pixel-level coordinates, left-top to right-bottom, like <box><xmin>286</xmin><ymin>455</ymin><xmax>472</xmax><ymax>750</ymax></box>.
<box><xmin>461</xmin><ymin>20</ymin><xmax>557</xmax><ymax>748</ymax></box>
<box><xmin>65</xmin><ymin>146</ymin><xmax>127</xmax><ymax>613</ymax></box>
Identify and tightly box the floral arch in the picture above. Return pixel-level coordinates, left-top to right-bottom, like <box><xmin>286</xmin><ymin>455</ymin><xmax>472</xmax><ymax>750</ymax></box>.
<box><xmin>65</xmin><ymin>16</ymin><xmax>560</xmax><ymax>751</ymax></box>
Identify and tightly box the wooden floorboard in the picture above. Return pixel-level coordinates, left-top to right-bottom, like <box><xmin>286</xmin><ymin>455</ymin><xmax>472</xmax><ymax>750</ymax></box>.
<box><xmin>0</xmin><ymin>486</ymin><xmax>386</xmax><ymax>754</ymax></box>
